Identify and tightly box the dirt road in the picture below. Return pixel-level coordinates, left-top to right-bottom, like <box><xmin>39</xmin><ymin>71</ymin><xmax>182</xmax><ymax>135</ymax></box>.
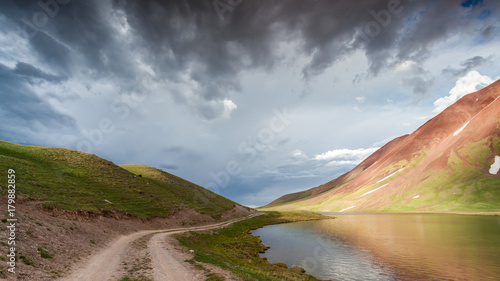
<box><xmin>59</xmin><ymin>215</ymin><xmax>257</xmax><ymax>281</ymax></box>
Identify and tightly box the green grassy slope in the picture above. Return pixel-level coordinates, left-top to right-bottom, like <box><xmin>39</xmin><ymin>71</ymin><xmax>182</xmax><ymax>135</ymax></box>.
<box><xmin>0</xmin><ymin>140</ymin><xmax>236</xmax><ymax>218</ymax></box>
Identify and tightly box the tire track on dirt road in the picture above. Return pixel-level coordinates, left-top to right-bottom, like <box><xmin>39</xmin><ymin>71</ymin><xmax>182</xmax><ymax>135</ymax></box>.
<box><xmin>59</xmin><ymin>214</ymin><xmax>260</xmax><ymax>281</ymax></box>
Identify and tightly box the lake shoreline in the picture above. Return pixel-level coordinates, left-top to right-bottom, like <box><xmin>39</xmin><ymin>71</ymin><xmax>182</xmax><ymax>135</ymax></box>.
<box><xmin>255</xmin><ymin>213</ymin><xmax>500</xmax><ymax>281</ymax></box>
<box><xmin>174</xmin><ymin>211</ymin><xmax>333</xmax><ymax>280</ymax></box>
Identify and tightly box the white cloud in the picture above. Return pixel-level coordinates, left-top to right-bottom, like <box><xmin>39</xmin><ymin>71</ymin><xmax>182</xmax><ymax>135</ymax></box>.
<box><xmin>222</xmin><ymin>98</ymin><xmax>237</xmax><ymax>119</ymax></box>
<box><xmin>291</xmin><ymin>149</ymin><xmax>307</xmax><ymax>158</ymax></box>
<box><xmin>415</xmin><ymin>116</ymin><xmax>429</xmax><ymax>120</ymax></box>
<box><xmin>314</xmin><ymin>147</ymin><xmax>379</xmax><ymax>161</ymax></box>
<box><xmin>433</xmin><ymin>71</ymin><xmax>493</xmax><ymax>113</ymax></box>
<box><xmin>356</xmin><ymin>96</ymin><xmax>365</xmax><ymax>103</ymax></box>
<box><xmin>326</xmin><ymin>160</ymin><xmax>360</xmax><ymax>166</ymax></box>
<box><xmin>395</xmin><ymin>60</ymin><xmax>421</xmax><ymax>73</ymax></box>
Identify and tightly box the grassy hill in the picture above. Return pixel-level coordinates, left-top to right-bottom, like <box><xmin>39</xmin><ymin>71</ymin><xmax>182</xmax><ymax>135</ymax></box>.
<box><xmin>0</xmin><ymin>140</ymin><xmax>236</xmax><ymax>218</ymax></box>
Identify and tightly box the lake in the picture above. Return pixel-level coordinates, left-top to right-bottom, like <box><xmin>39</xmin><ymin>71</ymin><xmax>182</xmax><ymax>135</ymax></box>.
<box><xmin>252</xmin><ymin>213</ymin><xmax>500</xmax><ymax>281</ymax></box>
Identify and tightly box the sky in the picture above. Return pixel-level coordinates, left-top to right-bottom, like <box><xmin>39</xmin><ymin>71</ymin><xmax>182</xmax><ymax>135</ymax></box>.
<box><xmin>0</xmin><ymin>0</ymin><xmax>499</xmax><ymax>207</ymax></box>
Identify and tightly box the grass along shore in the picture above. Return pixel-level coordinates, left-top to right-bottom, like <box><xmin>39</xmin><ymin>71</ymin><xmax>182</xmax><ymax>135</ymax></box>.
<box><xmin>175</xmin><ymin>211</ymin><xmax>333</xmax><ymax>281</ymax></box>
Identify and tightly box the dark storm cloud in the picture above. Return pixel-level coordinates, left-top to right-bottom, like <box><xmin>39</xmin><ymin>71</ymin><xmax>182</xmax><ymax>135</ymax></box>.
<box><xmin>14</xmin><ymin>62</ymin><xmax>66</xmax><ymax>83</ymax></box>
<box><xmin>44</xmin><ymin>1</ymin><xmax>141</xmax><ymax>79</ymax></box>
<box><xmin>480</xmin><ymin>24</ymin><xmax>496</xmax><ymax>40</ymax></box>
<box><xmin>1</xmin><ymin>0</ymin><xmax>498</xmax><ymax>117</ymax></box>
<box><xmin>111</xmin><ymin>0</ymin><xmax>247</xmax><ymax>101</ymax></box>
<box><xmin>28</xmin><ymin>31</ymin><xmax>72</xmax><ymax>73</ymax></box>
<box><xmin>1</xmin><ymin>0</ymin><xmax>141</xmax><ymax>78</ymax></box>
<box><xmin>0</xmin><ymin>63</ymin><xmax>76</xmax><ymax>139</ymax></box>
<box><xmin>442</xmin><ymin>55</ymin><xmax>494</xmax><ymax>78</ymax></box>
<box><xmin>112</xmin><ymin>0</ymin><xmax>498</xmax><ymax>90</ymax></box>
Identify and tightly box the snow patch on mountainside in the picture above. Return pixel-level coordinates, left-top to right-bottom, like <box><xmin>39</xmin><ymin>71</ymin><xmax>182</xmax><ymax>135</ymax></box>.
<box><xmin>361</xmin><ymin>184</ymin><xmax>388</xmax><ymax>197</ymax></box>
<box><xmin>453</xmin><ymin>121</ymin><xmax>470</xmax><ymax>136</ymax></box>
<box><xmin>377</xmin><ymin>168</ymin><xmax>405</xmax><ymax>183</ymax></box>
<box><xmin>490</xmin><ymin>156</ymin><xmax>500</xmax><ymax>175</ymax></box>
<box><xmin>339</xmin><ymin>205</ymin><xmax>356</xmax><ymax>212</ymax></box>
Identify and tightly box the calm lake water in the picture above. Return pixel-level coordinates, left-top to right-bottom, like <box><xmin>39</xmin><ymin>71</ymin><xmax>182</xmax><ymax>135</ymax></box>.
<box><xmin>252</xmin><ymin>213</ymin><xmax>500</xmax><ymax>281</ymax></box>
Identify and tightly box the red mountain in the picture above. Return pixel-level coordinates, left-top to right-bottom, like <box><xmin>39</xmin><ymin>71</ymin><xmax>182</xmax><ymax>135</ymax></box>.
<box><xmin>264</xmin><ymin>80</ymin><xmax>500</xmax><ymax>213</ymax></box>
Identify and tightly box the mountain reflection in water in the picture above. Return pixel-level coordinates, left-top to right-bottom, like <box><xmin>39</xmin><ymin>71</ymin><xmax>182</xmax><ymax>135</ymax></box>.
<box><xmin>252</xmin><ymin>213</ymin><xmax>500</xmax><ymax>281</ymax></box>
